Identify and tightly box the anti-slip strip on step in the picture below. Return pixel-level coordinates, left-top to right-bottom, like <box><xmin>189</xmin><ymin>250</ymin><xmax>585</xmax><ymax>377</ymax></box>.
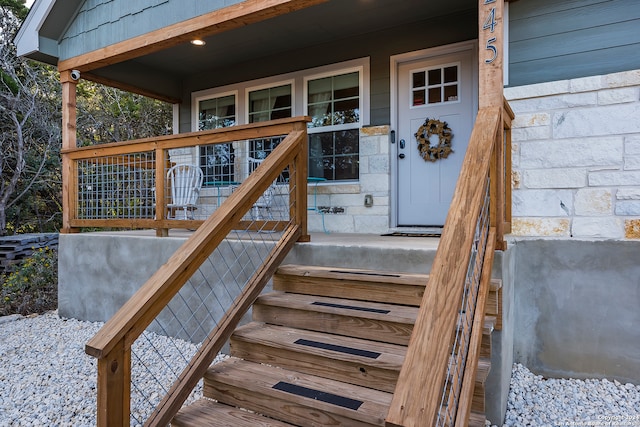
<box><xmin>329</xmin><ymin>270</ymin><xmax>401</xmax><ymax>278</ymax></box>
<box><xmin>272</xmin><ymin>381</ymin><xmax>363</xmax><ymax>410</ymax></box>
<box><xmin>294</xmin><ymin>338</ymin><xmax>381</xmax><ymax>359</ymax></box>
<box><xmin>311</xmin><ymin>301</ymin><xmax>391</xmax><ymax>314</ymax></box>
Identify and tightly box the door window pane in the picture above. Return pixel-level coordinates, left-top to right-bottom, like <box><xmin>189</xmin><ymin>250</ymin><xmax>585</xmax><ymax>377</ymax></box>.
<box><xmin>411</xmin><ymin>64</ymin><xmax>460</xmax><ymax>106</ymax></box>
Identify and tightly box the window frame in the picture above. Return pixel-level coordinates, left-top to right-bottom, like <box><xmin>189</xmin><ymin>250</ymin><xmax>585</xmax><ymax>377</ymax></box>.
<box><xmin>191</xmin><ymin>58</ymin><xmax>370</xmax><ymax>183</ymax></box>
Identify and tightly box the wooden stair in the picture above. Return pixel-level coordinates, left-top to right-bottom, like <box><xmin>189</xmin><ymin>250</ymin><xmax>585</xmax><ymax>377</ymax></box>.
<box><xmin>173</xmin><ymin>264</ymin><xmax>501</xmax><ymax>426</ymax></box>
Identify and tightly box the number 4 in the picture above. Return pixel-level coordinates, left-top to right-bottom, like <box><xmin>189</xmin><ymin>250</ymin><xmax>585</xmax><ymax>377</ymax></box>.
<box><xmin>483</xmin><ymin>7</ymin><xmax>496</xmax><ymax>33</ymax></box>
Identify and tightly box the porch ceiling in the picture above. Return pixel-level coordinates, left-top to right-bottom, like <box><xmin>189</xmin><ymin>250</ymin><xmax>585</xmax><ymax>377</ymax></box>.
<box><xmin>82</xmin><ymin>0</ymin><xmax>476</xmax><ymax>102</ymax></box>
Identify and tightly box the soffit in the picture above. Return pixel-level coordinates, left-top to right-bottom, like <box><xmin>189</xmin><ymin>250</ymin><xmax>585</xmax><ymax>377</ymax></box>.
<box><xmin>131</xmin><ymin>0</ymin><xmax>475</xmax><ymax>77</ymax></box>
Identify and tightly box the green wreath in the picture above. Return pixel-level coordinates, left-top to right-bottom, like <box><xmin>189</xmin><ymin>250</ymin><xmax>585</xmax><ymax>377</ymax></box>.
<box><xmin>415</xmin><ymin>118</ymin><xmax>453</xmax><ymax>162</ymax></box>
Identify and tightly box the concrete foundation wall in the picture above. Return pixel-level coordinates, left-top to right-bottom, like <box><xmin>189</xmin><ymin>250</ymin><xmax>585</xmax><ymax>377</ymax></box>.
<box><xmin>511</xmin><ymin>238</ymin><xmax>640</xmax><ymax>384</ymax></box>
<box><xmin>58</xmin><ymin>232</ymin><xmax>272</xmax><ymax>343</ymax></box>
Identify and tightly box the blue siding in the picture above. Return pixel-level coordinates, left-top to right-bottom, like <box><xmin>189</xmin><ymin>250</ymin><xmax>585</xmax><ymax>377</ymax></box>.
<box><xmin>508</xmin><ymin>0</ymin><xmax>640</xmax><ymax>86</ymax></box>
<box><xmin>59</xmin><ymin>0</ymin><xmax>237</xmax><ymax>60</ymax></box>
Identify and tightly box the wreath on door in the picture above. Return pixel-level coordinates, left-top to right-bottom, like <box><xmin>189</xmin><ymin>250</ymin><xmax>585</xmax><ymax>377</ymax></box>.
<box><xmin>415</xmin><ymin>118</ymin><xmax>453</xmax><ymax>162</ymax></box>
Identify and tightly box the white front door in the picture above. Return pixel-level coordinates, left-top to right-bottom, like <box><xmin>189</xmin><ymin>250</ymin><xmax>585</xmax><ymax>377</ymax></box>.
<box><xmin>396</xmin><ymin>48</ymin><xmax>476</xmax><ymax>226</ymax></box>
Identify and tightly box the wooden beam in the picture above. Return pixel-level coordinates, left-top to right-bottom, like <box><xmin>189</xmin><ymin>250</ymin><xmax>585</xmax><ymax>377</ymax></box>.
<box><xmin>96</xmin><ymin>339</ymin><xmax>130</xmax><ymax>426</ymax></box>
<box><xmin>58</xmin><ymin>0</ymin><xmax>329</xmax><ymax>73</ymax></box>
<box><xmin>60</xmin><ymin>71</ymin><xmax>78</xmax><ymax>234</ymax></box>
<box><xmin>478</xmin><ymin>0</ymin><xmax>505</xmax><ymax>109</ymax></box>
<box><xmin>83</xmin><ymin>72</ymin><xmax>181</xmax><ymax>104</ymax></box>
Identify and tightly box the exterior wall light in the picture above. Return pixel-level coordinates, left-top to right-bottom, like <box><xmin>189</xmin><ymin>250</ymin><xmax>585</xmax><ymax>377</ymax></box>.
<box><xmin>190</xmin><ymin>39</ymin><xmax>206</xmax><ymax>46</ymax></box>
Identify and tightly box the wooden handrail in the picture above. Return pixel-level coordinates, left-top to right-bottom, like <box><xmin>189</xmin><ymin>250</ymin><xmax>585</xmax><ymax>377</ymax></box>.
<box><xmin>386</xmin><ymin>107</ymin><xmax>501</xmax><ymax>427</ymax></box>
<box><xmin>86</xmin><ymin>124</ymin><xmax>308</xmax><ymax>426</ymax></box>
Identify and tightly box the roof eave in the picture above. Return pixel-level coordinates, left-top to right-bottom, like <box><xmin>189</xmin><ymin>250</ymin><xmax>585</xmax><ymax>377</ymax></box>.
<box><xmin>15</xmin><ymin>0</ymin><xmax>59</xmax><ymax>62</ymax></box>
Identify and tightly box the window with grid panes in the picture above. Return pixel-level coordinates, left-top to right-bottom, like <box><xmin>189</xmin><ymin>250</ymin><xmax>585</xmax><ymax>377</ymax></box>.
<box><xmin>198</xmin><ymin>94</ymin><xmax>236</xmax><ymax>184</ymax></box>
<box><xmin>247</xmin><ymin>84</ymin><xmax>292</xmax><ymax>182</ymax></box>
<box><xmin>307</xmin><ymin>71</ymin><xmax>360</xmax><ymax>181</ymax></box>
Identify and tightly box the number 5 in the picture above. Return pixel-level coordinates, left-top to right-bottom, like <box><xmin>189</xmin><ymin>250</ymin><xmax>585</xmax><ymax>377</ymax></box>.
<box><xmin>485</xmin><ymin>37</ymin><xmax>497</xmax><ymax>64</ymax></box>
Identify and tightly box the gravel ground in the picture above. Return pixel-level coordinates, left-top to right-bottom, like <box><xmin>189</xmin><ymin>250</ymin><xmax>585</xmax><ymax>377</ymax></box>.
<box><xmin>1</xmin><ymin>312</ymin><xmax>639</xmax><ymax>426</ymax></box>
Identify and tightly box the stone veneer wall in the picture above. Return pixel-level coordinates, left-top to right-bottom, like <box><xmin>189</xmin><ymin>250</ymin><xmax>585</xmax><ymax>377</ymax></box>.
<box><xmin>309</xmin><ymin>125</ymin><xmax>391</xmax><ymax>234</ymax></box>
<box><xmin>505</xmin><ymin>69</ymin><xmax>640</xmax><ymax>239</ymax></box>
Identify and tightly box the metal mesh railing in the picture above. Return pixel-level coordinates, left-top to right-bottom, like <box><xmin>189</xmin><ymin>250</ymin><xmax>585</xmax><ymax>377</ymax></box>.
<box><xmin>437</xmin><ymin>177</ymin><xmax>491</xmax><ymax>427</ymax></box>
<box><xmin>127</xmin><ymin>169</ymin><xmax>296</xmax><ymax>425</ymax></box>
<box><xmin>77</xmin><ymin>152</ymin><xmax>156</xmax><ymax>220</ymax></box>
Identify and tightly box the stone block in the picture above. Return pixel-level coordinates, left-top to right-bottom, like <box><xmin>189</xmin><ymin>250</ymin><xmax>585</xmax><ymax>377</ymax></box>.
<box><xmin>523</xmin><ymin>168</ymin><xmax>586</xmax><ymax>189</ymax></box>
<box><xmin>626</xmin><ymin>136</ymin><xmax>640</xmax><ymax>155</ymax></box>
<box><xmin>572</xmin><ymin>217</ymin><xmax>623</xmax><ymax>239</ymax></box>
<box><xmin>617</xmin><ymin>188</ymin><xmax>640</xmax><ymax>200</ymax></box>
<box><xmin>512</xmin><ymin>112</ymin><xmax>551</xmax><ymax>128</ymax></box>
<box><xmin>553</xmin><ymin>104</ymin><xmax>640</xmax><ymax>139</ymax></box>
<box><xmin>589</xmin><ymin>171</ymin><xmax>640</xmax><ymax>187</ymax></box>
<box><xmin>520</xmin><ymin>137</ymin><xmax>622</xmax><ymax>169</ymax></box>
<box><xmin>511</xmin><ymin>218</ymin><xmax>570</xmax><ymax>237</ymax></box>
<box><xmin>504</xmin><ymin>80</ymin><xmax>570</xmax><ymax>101</ymax></box>
<box><xmin>574</xmin><ymin>188</ymin><xmax>612</xmax><ymax>216</ymax></box>
<box><xmin>360</xmin><ymin>173</ymin><xmax>389</xmax><ymax>193</ymax></box>
<box><xmin>367</xmin><ymin>155</ymin><xmax>389</xmax><ymax>174</ymax></box>
<box><xmin>360</xmin><ymin>125</ymin><xmax>389</xmax><ymax>137</ymax></box>
<box><xmin>513</xmin><ymin>190</ymin><xmax>573</xmax><ymax>216</ymax></box>
<box><xmin>615</xmin><ymin>201</ymin><xmax>640</xmax><ymax>216</ymax></box>
<box><xmin>511</xmin><ymin>126</ymin><xmax>551</xmax><ymax>142</ymax></box>
<box><xmin>512</xmin><ymin>170</ymin><xmax>521</xmax><ymax>189</ymax></box>
<box><xmin>359</xmin><ymin>138</ymin><xmax>380</xmax><ymax>156</ymax></box>
<box><xmin>569</xmin><ymin>75</ymin><xmax>603</xmax><ymax>93</ymax></box>
<box><xmin>624</xmin><ymin>219</ymin><xmax>640</xmax><ymax>239</ymax></box>
<box><xmin>597</xmin><ymin>88</ymin><xmax>639</xmax><ymax>106</ymax></box>
<box><xmin>518</xmin><ymin>93</ymin><xmax>597</xmax><ymax>113</ymax></box>
<box><xmin>624</xmin><ymin>155</ymin><xmax>640</xmax><ymax>171</ymax></box>
<box><xmin>603</xmin><ymin>70</ymin><xmax>640</xmax><ymax>88</ymax></box>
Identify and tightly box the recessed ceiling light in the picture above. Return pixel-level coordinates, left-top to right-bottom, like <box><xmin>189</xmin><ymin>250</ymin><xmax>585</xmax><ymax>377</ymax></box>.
<box><xmin>190</xmin><ymin>39</ymin><xmax>206</xmax><ymax>46</ymax></box>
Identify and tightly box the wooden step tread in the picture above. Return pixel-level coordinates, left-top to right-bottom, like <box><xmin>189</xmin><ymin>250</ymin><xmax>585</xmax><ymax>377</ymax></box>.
<box><xmin>274</xmin><ymin>265</ymin><xmax>502</xmax><ymax>307</ymax></box>
<box><xmin>231</xmin><ymin>322</ymin><xmax>406</xmax><ymax>392</ymax></box>
<box><xmin>276</xmin><ymin>264</ymin><xmax>430</xmax><ymax>286</ymax></box>
<box><xmin>255</xmin><ymin>292</ymin><xmax>417</xmax><ymax>323</ymax></box>
<box><xmin>205</xmin><ymin>357</ymin><xmax>392</xmax><ymax>426</ymax></box>
<box><xmin>253</xmin><ymin>292</ymin><xmax>418</xmax><ymax>345</ymax></box>
<box><xmin>173</xmin><ymin>399</ymin><xmax>297</xmax><ymax>427</ymax></box>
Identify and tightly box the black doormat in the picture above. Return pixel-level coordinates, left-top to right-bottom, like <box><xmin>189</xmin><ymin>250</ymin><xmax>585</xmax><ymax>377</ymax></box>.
<box><xmin>381</xmin><ymin>231</ymin><xmax>441</xmax><ymax>237</ymax></box>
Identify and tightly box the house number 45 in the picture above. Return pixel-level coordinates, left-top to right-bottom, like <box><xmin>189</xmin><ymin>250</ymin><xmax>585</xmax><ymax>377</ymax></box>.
<box><xmin>483</xmin><ymin>0</ymin><xmax>498</xmax><ymax>64</ymax></box>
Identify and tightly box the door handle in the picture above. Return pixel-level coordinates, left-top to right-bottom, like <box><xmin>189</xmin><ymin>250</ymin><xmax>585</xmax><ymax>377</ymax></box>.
<box><xmin>398</xmin><ymin>153</ymin><xmax>405</xmax><ymax>159</ymax></box>
<box><xmin>399</xmin><ymin>139</ymin><xmax>405</xmax><ymax>149</ymax></box>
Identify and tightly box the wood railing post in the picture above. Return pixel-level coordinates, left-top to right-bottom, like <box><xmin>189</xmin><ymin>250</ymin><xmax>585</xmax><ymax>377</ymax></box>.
<box><xmin>490</xmin><ymin>115</ymin><xmax>506</xmax><ymax>250</ymax></box>
<box><xmin>96</xmin><ymin>339</ymin><xmax>131</xmax><ymax>427</ymax></box>
<box><xmin>155</xmin><ymin>147</ymin><xmax>168</xmax><ymax>237</ymax></box>
<box><xmin>293</xmin><ymin>122</ymin><xmax>309</xmax><ymax>242</ymax></box>
<box><xmin>60</xmin><ymin>70</ymin><xmax>79</xmax><ymax>234</ymax></box>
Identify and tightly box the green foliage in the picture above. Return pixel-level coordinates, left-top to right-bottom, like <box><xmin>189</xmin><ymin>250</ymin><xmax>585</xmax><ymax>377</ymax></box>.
<box><xmin>0</xmin><ymin>0</ymin><xmax>28</xmax><ymax>20</ymax></box>
<box><xmin>1</xmin><ymin>246</ymin><xmax>58</xmax><ymax>316</ymax></box>
<box><xmin>76</xmin><ymin>82</ymin><xmax>173</xmax><ymax>146</ymax></box>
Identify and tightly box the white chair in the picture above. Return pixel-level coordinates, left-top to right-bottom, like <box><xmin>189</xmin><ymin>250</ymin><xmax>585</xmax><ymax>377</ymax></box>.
<box><xmin>166</xmin><ymin>164</ymin><xmax>203</xmax><ymax>219</ymax></box>
<box><xmin>248</xmin><ymin>157</ymin><xmax>276</xmax><ymax>220</ymax></box>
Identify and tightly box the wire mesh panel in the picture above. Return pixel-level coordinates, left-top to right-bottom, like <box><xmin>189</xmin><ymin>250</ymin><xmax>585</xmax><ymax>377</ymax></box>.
<box><xmin>128</xmin><ymin>171</ymin><xmax>297</xmax><ymax>425</ymax></box>
<box><xmin>437</xmin><ymin>178</ymin><xmax>491</xmax><ymax>427</ymax></box>
<box><xmin>77</xmin><ymin>152</ymin><xmax>156</xmax><ymax>220</ymax></box>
